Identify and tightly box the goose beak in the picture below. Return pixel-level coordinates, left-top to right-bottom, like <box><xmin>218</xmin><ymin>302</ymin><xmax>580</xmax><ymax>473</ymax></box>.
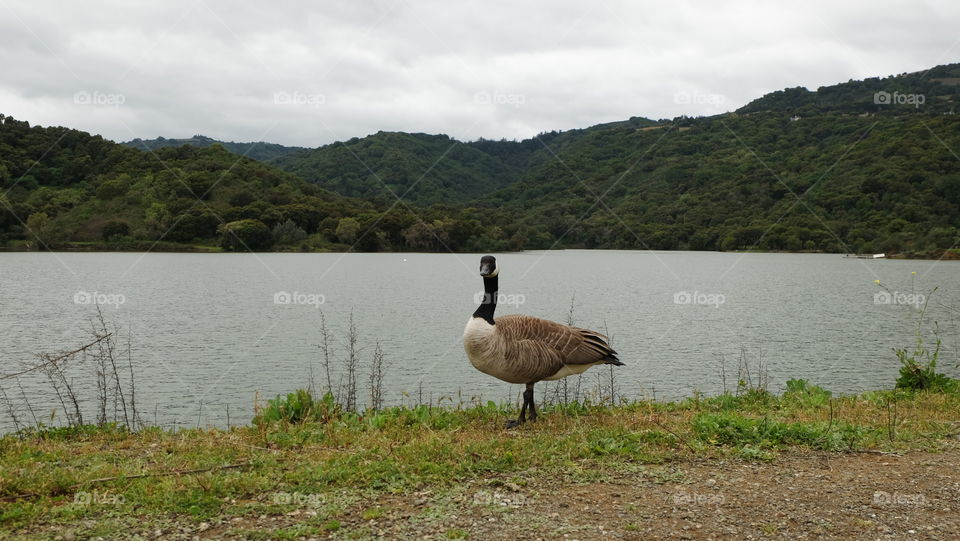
<box><xmin>479</xmin><ymin>264</ymin><xmax>493</xmax><ymax>277</ymax></box>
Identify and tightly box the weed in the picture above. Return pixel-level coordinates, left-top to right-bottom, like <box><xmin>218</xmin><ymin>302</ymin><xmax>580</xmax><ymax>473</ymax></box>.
<box><xmin>360</xmin><ymin>507</ymin><xmax>385</xmax><ymax>520</ymax></box>
<box><xmin>783</xmin><ymin>379</ymin><xmax>832</xmax><ymax>407</ymax></box>
<box><xmin>692</xmin><ymin>412</ymin><xmax>867</xmax><ymax>451</ymax></box>
<box><xmin>446</xmin><ymin>527</ymin><xmax>469</xmax><ymax>539</ymax></box>
<box><xmin>253</xmin><ymin>390</ymin><xmax>340</xmax><ymax>426</ymax></box>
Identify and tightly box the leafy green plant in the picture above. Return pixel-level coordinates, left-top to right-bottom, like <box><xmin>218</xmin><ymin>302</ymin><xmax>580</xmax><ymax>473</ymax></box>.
<box><xmin>783</xmin><ymin>379</ymin><xmax>832</xmax><ymax>407</ymax></box>
<box><xmin>895</xmin><ymin>334</ymin><xmax>955</xmax><ymax>391</ymax></box>
<box><xmin>692</xmin><ymin>412</ymin><xmax>866</xmax><ymax>451</ymax></box>
<box><xmin>253</xmin><ymin>389</ymin><xmax>340</xmax><ymax>426</ymax></box>
<box><xmin>882</xmin><ymin>284</ymin><xmax>959</xmax><ymax>392</ymax></box>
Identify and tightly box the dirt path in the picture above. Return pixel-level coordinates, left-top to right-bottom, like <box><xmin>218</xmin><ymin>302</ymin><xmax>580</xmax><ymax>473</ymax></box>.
<box><xmin>56</xmin><ymin>444</ymin><xmax>957</xmax><ymax>540</ymax></box>
<box><xmin>326</xmin><ymin>445</ymin><xmax>960</xmax><ymax>540</ymax></box>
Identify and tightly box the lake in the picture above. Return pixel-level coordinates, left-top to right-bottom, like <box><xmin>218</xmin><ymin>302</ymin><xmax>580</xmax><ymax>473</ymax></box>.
<box><xmin>1</xmin><ymin>250</ymin><xmax>957</xmax><ymax>433</ymax></box>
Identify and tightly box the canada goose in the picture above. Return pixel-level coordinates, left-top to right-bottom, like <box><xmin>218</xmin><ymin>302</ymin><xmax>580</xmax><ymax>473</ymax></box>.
<box><xmin>463</xmin><ymin>255</ymin><xmax>623</xmax><ymax>427</ymax></box>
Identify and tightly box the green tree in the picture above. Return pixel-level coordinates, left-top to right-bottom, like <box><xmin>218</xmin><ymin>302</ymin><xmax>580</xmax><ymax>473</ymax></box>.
<box><xmin>143</xmin><ymin>202</ymin><xmax>171</xmax><ymax>239</ymax></box>
<box><xmin>26</xmin><ymin>212</ymin><xmax>58</xmax><ymax>249</ymax></box>
<box><xmin>102</xmin><ymin>220</ymin><xmax>130</xmax><ymax>241</ymax></box>
<box><xmin>272</xmin><ymin>219</ymin><xmax>308</xmax><ymax>244</ymax></box>
<box><xmin>218</xmin><ymin>219</ymin><xmax>273</xmax><ymax>251</ymax></box>
<box><xmin>96</xmin><ymin>177</ymin><xmax>129</xmax><ymax>200</ymax></box>
<box><xmin>335</xmin><ymin>217</ymin><xmax>361</xmax><ymax>245</ymax></box>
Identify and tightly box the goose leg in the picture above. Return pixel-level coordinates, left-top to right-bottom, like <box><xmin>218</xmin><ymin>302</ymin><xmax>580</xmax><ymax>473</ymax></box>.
<box><xmin>506</xmin><ymin>384</ymin><xmax>537</xmax><ymax>429</ymax></box>
<box><xmin>524</xmin><ymin>384</ymin><xmax>537</xmax><ymax>422</ymax></box>
<box><xmin>505</xmin><ymin>397</ymin><xmax>526</xmax><ymax>428</ymax></box>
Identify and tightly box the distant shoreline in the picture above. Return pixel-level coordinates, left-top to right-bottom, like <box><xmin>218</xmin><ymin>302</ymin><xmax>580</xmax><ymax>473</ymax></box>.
<box><xmin>1</xmin><ymin>242</ymin><xmax>958</xmax><ymax>260</ymax></box>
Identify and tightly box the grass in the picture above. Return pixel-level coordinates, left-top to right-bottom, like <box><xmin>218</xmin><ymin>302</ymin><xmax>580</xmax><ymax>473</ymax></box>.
<box><xmin>2</xmin><ymin>387</ymin><xmax>960</xmax><ymax>538</ymax></box>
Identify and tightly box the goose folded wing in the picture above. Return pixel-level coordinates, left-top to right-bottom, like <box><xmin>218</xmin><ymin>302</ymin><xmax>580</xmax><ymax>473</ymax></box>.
<box><xmin>496</xmin><ymin>315</ymin><xmax>617</xmax><ymax>366</ymax></box>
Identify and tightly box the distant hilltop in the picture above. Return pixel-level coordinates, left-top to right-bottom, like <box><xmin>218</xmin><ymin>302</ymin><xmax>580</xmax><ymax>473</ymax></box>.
<box><xmin>122</xmin><ymin>135</ymin><xmax>306</xmax><ymax>162</ymax></box>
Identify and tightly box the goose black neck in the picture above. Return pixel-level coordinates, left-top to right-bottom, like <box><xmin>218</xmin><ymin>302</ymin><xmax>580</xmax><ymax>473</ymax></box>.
<box><xmin>472</xmin><ymin>276</ymin><xmax>498</xmax><ymax>325</ymax></box>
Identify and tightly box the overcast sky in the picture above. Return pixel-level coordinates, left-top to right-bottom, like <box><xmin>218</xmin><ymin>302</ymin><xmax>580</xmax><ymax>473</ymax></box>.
<box><xmin>1</xmin><ymin>0</ymin><xmax>958</xmax><ymax>147</ymax></box>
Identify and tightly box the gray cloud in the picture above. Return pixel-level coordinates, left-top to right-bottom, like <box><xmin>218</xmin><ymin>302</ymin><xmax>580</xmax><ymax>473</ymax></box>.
<box><xmin>1</xmin><ymin>0</ymin><xmax>957</xmax><ymax>147</ymax></box>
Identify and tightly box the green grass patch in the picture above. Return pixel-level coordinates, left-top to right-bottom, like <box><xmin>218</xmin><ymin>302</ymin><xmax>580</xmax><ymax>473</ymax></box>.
<box><xmin>2</xmin><ymin>387</ymin><xmax>959</xmax><ymax>536</ymax></box>
<box><xmin>692</xmin><ymin>412</ymin><xmax>871</xmax><ymax>451</ymax></box>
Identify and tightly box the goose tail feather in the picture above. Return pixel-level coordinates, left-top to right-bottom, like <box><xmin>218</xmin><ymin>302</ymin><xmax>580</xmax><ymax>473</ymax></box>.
<box><xmin>603</xmin><ymin>355</ymin><xmax>624</xmax><ymax>366</ymax></box>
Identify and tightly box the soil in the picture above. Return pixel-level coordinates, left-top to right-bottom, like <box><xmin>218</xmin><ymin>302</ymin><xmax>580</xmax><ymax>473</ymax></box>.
<box><xmin>24</xmin><ymin>444</ymin><xmax>960</xmax><ymax>540</ymax></box>
<box><xmin>197</xmin><ymin>443</ymin><xmax>960</xmax><ymax>540</ymax></box>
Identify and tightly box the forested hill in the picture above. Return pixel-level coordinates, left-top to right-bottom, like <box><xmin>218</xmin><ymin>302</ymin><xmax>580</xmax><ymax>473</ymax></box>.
<box><xmin>122</xmin><ymin>135</ymin><xmax>305</xmax><ymax>163</ymax></box>
<box><xmin>2</xmin><ymin>62</ymin><xmax>960</xmax><ymax>255</ymax></box>
<box><xmin>0</xmin><ymin>115</ymin><xmax>524</xmax><ymax>252</ymax></box>
<box><xmin>269</xmin><ymin>132</ymin><xmax>529</xmax><ymax>205</ymax></box>
<box><xmin>0</xmin><ymin>115</ymin><xmax>380</xmax><ymax>251</ymax></box>
<box><xmin>267</xmin><ymin>116</ymin><xmax>661</xmax><ymax>206</ymax></box>
<box><xmin>481</xmin><ymin>111</ymin><xmax>960</xmax><ymax>254</ymax></box>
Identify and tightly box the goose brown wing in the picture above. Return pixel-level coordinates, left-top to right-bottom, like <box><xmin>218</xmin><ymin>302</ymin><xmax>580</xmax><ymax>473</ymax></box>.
<box><xmin>495</xmin><ymin>314</ymin><xmax>620</xmax><ymax>368</ymax></box>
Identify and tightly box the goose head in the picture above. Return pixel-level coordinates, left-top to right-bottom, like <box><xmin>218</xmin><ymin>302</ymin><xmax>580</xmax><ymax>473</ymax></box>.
<box><xmin>479</xmin><ymin>255</ymin><xmax>499</xmax><ymax>277</ymax></box>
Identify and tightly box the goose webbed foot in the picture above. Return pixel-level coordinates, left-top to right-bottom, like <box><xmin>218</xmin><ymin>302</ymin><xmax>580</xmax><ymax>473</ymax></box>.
<box><xmin>505</xmin><ymin>418</ymin><xmax>523</xmax><ymax>429</ymax></box>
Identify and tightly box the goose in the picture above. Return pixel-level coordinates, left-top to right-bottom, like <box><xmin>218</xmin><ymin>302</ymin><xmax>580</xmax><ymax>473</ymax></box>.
<box><xmin>463</xmin><ymin>255</ymin><xmax>623</xmax><ymax>427</ymax></box>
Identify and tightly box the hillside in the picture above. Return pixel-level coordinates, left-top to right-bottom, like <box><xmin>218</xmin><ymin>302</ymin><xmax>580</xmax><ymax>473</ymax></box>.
<box><xmin>2</xmin><ymin>63</ymin><xmax>960</xmax><ymax>255</ymax></box>
<box><xmin>0</xmin><ymin>116</ymin><xmax>375</xmax><ymax>251</ymax></box>
<box><xmin>122</xmin><ymin>135</ymin><xmax>305</xmax><ymax>163</ymax></box>
<box><xmin>482</xmin><ymin>110</ymin><xmax>960</xmax><ymax>254</ymax></box>
<box><xmin>267</xmin><ymin>117</ymin><xmax>662</xmax><ymax>206</ymax></box>
<box><xmin>0</xmin><ymin>115</ymin><xmax>518</xmax><ymax>252</ymax></box>
<box><xmin>269</xmin><ymin>132</ymin><xmax>531</xmax><ymax>205</ymax></box>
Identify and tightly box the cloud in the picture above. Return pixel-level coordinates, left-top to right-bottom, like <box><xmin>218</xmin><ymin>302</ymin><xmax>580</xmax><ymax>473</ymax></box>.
<box><xmin>0</xmin><ymin>0</ymin><xmax>957</xmax><ymax>147</ymax></box>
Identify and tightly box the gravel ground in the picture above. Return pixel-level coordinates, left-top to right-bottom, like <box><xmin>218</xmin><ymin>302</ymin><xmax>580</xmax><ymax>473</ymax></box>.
<box><xmin>201</xmin><ymin>444</ymin><xmax>960</xmax><ymax>540</ymax></box>
<box><xmin>19</xmin><ymin>444</ymin><xmax>960</xmax><ymax>540</ymax></box>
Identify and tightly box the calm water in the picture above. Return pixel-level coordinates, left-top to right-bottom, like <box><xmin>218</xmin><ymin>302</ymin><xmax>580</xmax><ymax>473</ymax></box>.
<box><xmin>1</xmin><ymin>251</ymin><xmax>958</xmax><ymax>432</ymax></box>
